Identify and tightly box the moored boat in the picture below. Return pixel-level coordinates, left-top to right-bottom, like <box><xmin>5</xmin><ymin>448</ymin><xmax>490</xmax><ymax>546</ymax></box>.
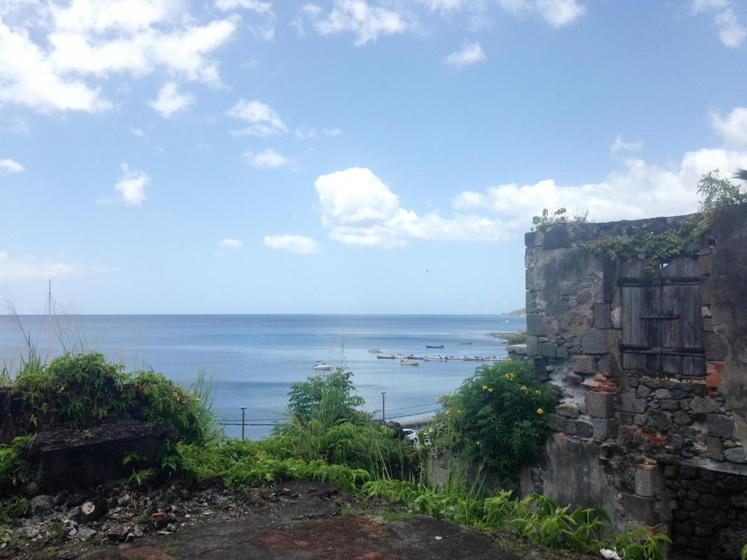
<box><xmin>400</xmin><ymin>359</ymin><xmax>419</xmax><ymax>366</ymax></box>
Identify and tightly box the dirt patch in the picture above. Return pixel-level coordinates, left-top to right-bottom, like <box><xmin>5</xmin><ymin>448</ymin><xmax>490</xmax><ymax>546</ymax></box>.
<box><xmin>5</xmin><ymin>480</ymin><xmax>593</xmax><ymax>560</ymax></box>
<box><xmin>254</xmin><ymin>516</ymin><xmax>402</xmax><ymax>560</ymax></box>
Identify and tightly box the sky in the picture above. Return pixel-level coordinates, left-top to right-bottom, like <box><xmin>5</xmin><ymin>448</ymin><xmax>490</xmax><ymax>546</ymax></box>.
<box><xmin>1</xmin><ymin>0</ymin><xmax>747</xmax><ymax>315</ymax></box>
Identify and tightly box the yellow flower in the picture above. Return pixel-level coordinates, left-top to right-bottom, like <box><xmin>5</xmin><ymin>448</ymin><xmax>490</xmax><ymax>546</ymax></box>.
<box><xmin>488</xmin><ymin>388</ymin><xmax>494</xmax><ymax>392</ymax></box>
<box><xmin>482</xmin><ymin>385</ymin><xmax>489</xmax><ymax>391</ymax></box>
<box><xmin>536</xmin><ymin>407</ymin><xmax>545</xmax><ymax>415</ymax></box>
<box><xmin>520</xmin><ymin>385</ymin><xmax>528</xmax><ymax>392</ymax></box>
<box><xmin>476</xmin><ymin>441</ymin><xmax>481</xmax><ymax>446</ymax></box>
<box><xmin>445</xmin><ymin>410</ymin><xmax>450</xmax><ymax>416</ymax></box>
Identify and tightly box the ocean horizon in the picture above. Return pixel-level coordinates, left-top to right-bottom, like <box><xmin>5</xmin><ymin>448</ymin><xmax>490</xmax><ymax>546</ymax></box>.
<box><xmin>0</xmin><ymin>314</ymin><xmax>525</xmax><ymax>439</ymax></box>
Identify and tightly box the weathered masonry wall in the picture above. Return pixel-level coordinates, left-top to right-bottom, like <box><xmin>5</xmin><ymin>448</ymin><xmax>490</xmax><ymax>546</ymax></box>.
<box><xmin>520</xmin><ymin>204</ymin><xmax>747</xmax><ymax>559</ymax></box>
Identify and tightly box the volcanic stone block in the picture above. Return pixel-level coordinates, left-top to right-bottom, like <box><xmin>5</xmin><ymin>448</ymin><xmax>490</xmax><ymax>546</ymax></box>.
<box><xmin>527</xmin><ymin>314</ymin><xmax>548</xmax><ymax>336</ymax></box>
<box><xmin>27</xmin><ymin>420</ymin><xmax>176</xmax><ymax>493</ymax></box>
<box><xmin>620</xmin><ymin>391</ymin><xmax>647</xmax><ymax>414</ymax></box>
<box><xmin>556</xmin><ymin>403</ymin><xmax>580</xmax><ymax>418</ymax></box>
<box><xmin>526</xmin><ymin>335</ymin><xmax>539</xmax><ymax>356</ymax></box>
<box><xmin>572</xmin><ymin>354</ymin><xmax>596</xmax><ymax>374</ymax></box>
<box><xmin>620</xmin><ymin>494</ymin><xmax>662</xmax><ymax>525</ymax></box>
<box><xmin>725</xmin><ymin>447</ymin><xmax>746</xmax><ymax>463</ymax></box>
<box><xmin>586</xmin><ymin>391</ymin><xmax>615</xmax><ymax>419</ymax></box>
<box><xmin>706</xmin><ymin>437</ymin><xmax>724</xmax><ymax>461</ymax></box>
<box><xmin>581</xmin><ymin>329</ymin><xmax>608</xmax><ymax>355</ymax></box>
<box><xmin>576</xmin><ymin>421</ymin><xmax>594</xmax><ymax>438</ymax></box>
<box><xmin>592</xmin><ymin>418</ymin><xmax>617</xmax><ymax>442</ymax></box>
<box><xmin>635</xmin><ymin>466</ymin><xmax>661</xmax><ymax>498</ymax></box>
<box><xmin>543</xmin><ymin>226</ymin><xmax>571</xmax><ymax>249</ymax></box>
<box><xmin>707</xmin><ymin>414</ymin><xmax>735</xmax><ymax>439</ymax></box>
<box><xmin>593</xmin><ymin>303</ymin><xmax>611</xmax><ymax>329</ymax></box>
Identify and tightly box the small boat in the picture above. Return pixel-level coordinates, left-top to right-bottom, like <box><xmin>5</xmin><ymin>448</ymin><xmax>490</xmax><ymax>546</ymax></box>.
<box><xmin>458</xmin><ymin>342</ymin><xmax>472</xmax><ymax>346</ymax></box>
<box><xmin>368</xmin><ymin>348</ymin><xmax>383</xmax><ymax>353</ymax></box>
<box><xmin>376</xmin><ymin>354</ymin><xmax>397</xmax><ymax>359</ymax></box>
<box><xmin>406</xmin><ymin>355</ymin><xmax>424</xmax><ymax>360</ymax></box>
<box><xmin>312</xmin><ymin>362</ymin><xmax>333</xmax><ymax>371</ymax></box>
<box><xmin>426</xmin><ymin>345</ymin><xmax>445</xmax><ymax>349</ymax></box>
<box><xmin>400</xmin><ymin>359</ymin><xmax>419</xmax><ymax>366</ymax></box>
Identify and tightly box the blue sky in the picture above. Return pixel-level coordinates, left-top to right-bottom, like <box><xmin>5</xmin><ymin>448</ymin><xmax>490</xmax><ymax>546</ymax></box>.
<box><xmin>1</xmin><ymin>0</ymin><xmax>747</xmax><ymax>314</ymax></box>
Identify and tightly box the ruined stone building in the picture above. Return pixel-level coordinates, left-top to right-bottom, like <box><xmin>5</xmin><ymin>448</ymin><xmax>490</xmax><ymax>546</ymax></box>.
<box><xmin>521</xmin><ymin>203</ymin><xmax>747</xmax><ymax>559</ymax></box>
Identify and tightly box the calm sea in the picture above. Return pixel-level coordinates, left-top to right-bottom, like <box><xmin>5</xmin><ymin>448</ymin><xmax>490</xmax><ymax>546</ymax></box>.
<box><xmin>0</xmin><ymin>315</ymin><xmax>524</xmax><ymax>439</ymax></box>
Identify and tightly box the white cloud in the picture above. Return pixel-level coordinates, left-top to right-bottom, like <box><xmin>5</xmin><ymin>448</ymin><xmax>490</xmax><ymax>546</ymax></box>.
<box><xmin>0</xmin><ymin>251</ymin><xmax>79</xmax><ymax>279</ymax></box>
<box><xmin>263</xmin><ymin>234</ymin><xmax>319</xmax><ymax>254</ymax></box>
<box><xmin>218</xmin><ymin>238</ymin><xmax>243</xmax><ymax>248</ymax></box>
<box><xmin>243</xmin><ymin>148</ymin><xmax>290</xmax><ymax>168</ymax></box>
<box><xmin>715</xmin><ymin>8</ymin><xmax>746</xmax><ymax>47</ymax></box>
<box><xmin>444</xmin><ymin>42</ymin><xmax>485</xmax><ymax>67</ymax></box>
<box><xmin>305</xmin><ymin>0</ymin><xmax>410</xmax><ymax>45</ymax></box>
<box><xmin>691</xmin><ymin>0</ymin><xmax>746</xmax><ymax>48</ymax></box>
<box><xmin>0</xmin><ymin>19</ymin><xmax>110</xmax><ymax>113</ymax></box>
<box><xmin>314</xmin><ymin>167</ymin><xmax>509</xmax><ymax>246</ymax></box>
<box><xmin>113</xmin><ymin>164</ymin><xmax>149</xmax><ymax>206</ymax></box>
<box><xmin>0</xmin><ymin>158</ymin><xmax>24</xmax><ymax>173</ymax></box>
<box><xmin>295</xmin><ymin>126</ymin><xmax>343</xmax><ymax>140</ymax></box>
<box><xmin>315</xmin><ymin>111</ymin><xmax>747</xmax><ymax>247</ymax></box>
<box><xmin>498</xmin><ymin>0</ymin><xmax>585</xmax><ymax>27</ymax></box>
<box><xmin>611</xmin><ymin>134</ymin><xmax>643</xmax><ymax>155</ymax></box>
<box><xmin>711</xmin><ymin>107</ymin><xmax>747</xmax><ymax>147</ymax></box>
<box><xmin>418</xmin><ymin>0</ymin><xmax>469</xmax><ymax>12</ymax></box>
<box><xmin>452</xmin><ymin>147</ymin><xmax>747</xmax><ymax>224</ymax></box>
<box><xmin>216</xmin><ymin>0</ymin><xmax>273</xmax><ymax>14</ymax></box>
<box><xmin>129</xmin><ymin>127</ymin><xmax>145</xmax><ymax>137</ymax></box>
<box><xmin>227</xmin><ymin>99</ymin><xmax>287</xmax><ymax>136</ymax></box>
<box><xmin>0</xmin><ymin>250</ymin><xmax>119</xmax><ymax>278</ymax></box>
<box><xmin>149</xmin><ymin>82</ymin><xmax>194</xmax><ymax>117</ymax></box>
<box><xmin>0</xmin><ymin>0</ymin><xmax>237</xmax><ymax>113</ymax></box>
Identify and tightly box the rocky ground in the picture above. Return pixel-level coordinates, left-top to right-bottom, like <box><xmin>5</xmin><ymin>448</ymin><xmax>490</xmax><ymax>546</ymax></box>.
<box><xmin>1</xmin><ymin>480</ymin><xmax>596</xmax><ymax>559</ymax></box>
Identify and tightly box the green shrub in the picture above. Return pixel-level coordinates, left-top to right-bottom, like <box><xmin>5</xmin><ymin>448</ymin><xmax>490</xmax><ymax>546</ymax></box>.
<box><xmin>697</xmin><ymin>169</ymin><xmax>746</xmax><ymax>213</ymax></box>
<box><xmin>13</xmin><ymin>353</ymin><xmax>128</xmax><ymax>429</ymax></box>
<box><xmin>492</xmin><ymin>493</ymin><xmax>609</xmax><ymax>552</ymax></box>
<box><xmin>612</xmin><ymin>526</ymin><xmax>671</xmax><ymax>560</ymax></box>
<box><xmin>175</xmin><ymin>441</ymin><xmax>371</xmax><ymax>491</ymax></box>
<box><xmin>286</xmin><ymin>368</ymin><xmax>366</xmax><ymax>427</ymax></box>
<box><xmin>430</xmin><ymin>360</ymin><xmax>555</xmax><ymax>477</ymax></box>
<box><xmin>8</xmin><ymin>352</ymin><xmax>216</xmax><ymax>446</ymax></box>
<box><xmin>0</xmin><ymin>436</ymin><xmax>31</xmax><ymax>495</ymax></box>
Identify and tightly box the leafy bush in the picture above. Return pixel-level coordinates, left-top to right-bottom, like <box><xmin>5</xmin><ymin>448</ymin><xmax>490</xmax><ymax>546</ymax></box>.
<box><xmin>485</xmin><ymin>492</ymin><xmax>608</xmax><ymax>552</ymax></box>
<box><xmin>430</xmin><ymin>360</ymin><xmax>554</xmax><ymax>477</ymax></box>
<box><xmin>611</xmin><ymin>526</ymin><xmax>670</xmax><ymax>560</ymax></box>
<box><xmin>13</xmin><ymin>353</ymin><xmax>128</xmax><ymax>429</ymax></box>
<box><xmin>0</xmin><ymin>436</ymin><xmax>31</xmax><ymax>495</ymax></box>
<box><xmin>531</xmin><ymin>208</ymin><xmax>589</xmax><ymax>231</ymax></box>
<box><xmin>697</xmin><ymin>169</ymin><xmax>746</xmax><ymax>213</ymax></box>
<box><xmin>8</xmin><ymin>352</ymin><xmax>216</xmax><ymax>445</ymax></box>
<box><xmin>286</xmin><ymin>368</ymin><xmax>366</xmax><ymax>427</ymax></box>
<box><xmin>176</xmin><ymin>440</ymin><xmax>371</xmax><ymax>491</ymax></box>
<box><xmin>362</xmin><ymin>480</ymin><xmax>668</xmax><ymax>558</ymax></box>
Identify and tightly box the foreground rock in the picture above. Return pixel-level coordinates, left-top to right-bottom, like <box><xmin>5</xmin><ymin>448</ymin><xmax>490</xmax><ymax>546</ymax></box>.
<box><xmin>1</xmin><ymin>480</ymin><xmax>594</xmax><ymax>560</ymax></box>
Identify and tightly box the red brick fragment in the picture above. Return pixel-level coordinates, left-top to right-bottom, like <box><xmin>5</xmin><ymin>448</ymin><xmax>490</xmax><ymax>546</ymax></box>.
<box><xmin>706</xmin><ymin>361</ymin><xmax>725</xmax><ymax>389</ymax></box>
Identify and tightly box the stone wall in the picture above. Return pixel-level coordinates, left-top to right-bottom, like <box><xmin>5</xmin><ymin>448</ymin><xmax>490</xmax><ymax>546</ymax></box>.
<box><xmin>521</xmin><ymin>204</ymin><xmax>747</xmax><ymax>556</ymax></box>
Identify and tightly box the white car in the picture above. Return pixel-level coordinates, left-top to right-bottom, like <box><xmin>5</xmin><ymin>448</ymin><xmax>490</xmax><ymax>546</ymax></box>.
<box><xmin>402</xmin><ymin>428</ymin><xmax>420</xmax><ymax>448</ymax></box>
